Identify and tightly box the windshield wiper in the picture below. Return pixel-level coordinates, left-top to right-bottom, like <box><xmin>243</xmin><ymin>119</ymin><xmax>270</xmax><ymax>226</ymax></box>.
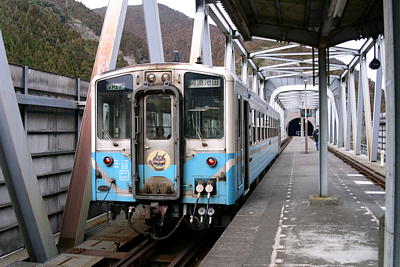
<box><xmin>102</xmin><ymin>129</ymin><xmax>119</xmax><ymax>147</ymax></box>
<box><xmin>191</xmin><ymin>114</ymin><xmax>207</xmax><ymax>147</ymax></box>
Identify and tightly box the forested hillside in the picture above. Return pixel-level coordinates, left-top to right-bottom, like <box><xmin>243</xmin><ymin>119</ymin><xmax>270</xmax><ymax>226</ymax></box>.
<box><xmin>0</xmin><ymin>0</ymin><xmax>227</xmax><ymax>80</ymax></box>
<box><xmin>94</xmin><ymin>5</ymin><xmax>226</xmax><ymax>65</ymax></box>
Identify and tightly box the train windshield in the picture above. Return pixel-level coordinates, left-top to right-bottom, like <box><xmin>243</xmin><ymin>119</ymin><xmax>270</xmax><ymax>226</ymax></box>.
<box><xmin>184</xmin><ymin>72</ymin><xmax>224</xmax><ymax>139</ymax></box>
<box><xmin>96</xmin><ymin>75</ymin><xmax>133</xmax><ymax>139</ymax></box>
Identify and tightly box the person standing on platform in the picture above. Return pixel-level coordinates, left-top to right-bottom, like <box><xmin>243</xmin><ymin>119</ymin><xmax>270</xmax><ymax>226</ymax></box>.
<box><xmin>312</xmin><ymin>127</ymin><xmax>319</xmax><ymax>150</ymax></box>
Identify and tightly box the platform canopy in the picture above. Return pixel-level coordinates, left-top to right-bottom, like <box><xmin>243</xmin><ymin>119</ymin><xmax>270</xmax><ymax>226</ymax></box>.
<box><xmin>220</xmin><ymin>0</ymin><xmax>383</xmax><ymax>47</ymax></box>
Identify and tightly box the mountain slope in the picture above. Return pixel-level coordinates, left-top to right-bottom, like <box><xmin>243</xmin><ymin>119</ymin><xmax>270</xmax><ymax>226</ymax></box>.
<box><xmin>94</xmin><ymin>4</ymin><xmax>226</xmax><ymax>65</ymax></box>
<box><xmin>0</xmin><ymin>0</ymin><xmax>128</xmax><ymax>80</ymax></box>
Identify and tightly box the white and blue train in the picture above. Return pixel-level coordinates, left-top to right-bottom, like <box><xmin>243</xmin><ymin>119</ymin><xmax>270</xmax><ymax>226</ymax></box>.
<box><xmin>91</xmin><ymin>63</ymin><xmax>280</xmax><ymax>233</ymax></box>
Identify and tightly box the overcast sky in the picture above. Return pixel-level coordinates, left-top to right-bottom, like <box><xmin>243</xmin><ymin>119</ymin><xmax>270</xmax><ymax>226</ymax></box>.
<box><xmin>76</xmin><ymin>0</ymin><xmax>196</xmax><ymax>18</ymax></box>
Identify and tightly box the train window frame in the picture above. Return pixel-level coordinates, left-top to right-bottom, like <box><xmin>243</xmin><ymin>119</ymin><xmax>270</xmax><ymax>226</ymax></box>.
<box><xmin>262</xmin><ymin>114</ymin><xmax>265</xmax><ymax>140</ymax></box>
<box><xmin>252</xmin><ymin>109</ymin><xmax>256</xmax><ymax>144</ymax></box>
<box><xmin>145</xmin><ymin>94</ymin><xmax>173</xmax><ymax>140</ymax></box>
<box><xmin>96</xmin><ymin>74</ymin><xmax>133</xmax><ymax>140</ymax></box>
<box><xmin>183</xmin><ymin>72</ymin><xmax>225</xmax><ymax>140</ymax></box>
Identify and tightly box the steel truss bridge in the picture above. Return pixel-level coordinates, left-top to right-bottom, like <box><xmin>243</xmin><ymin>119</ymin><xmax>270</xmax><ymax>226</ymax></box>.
<box><xmin>1</xmin><ymin>0</ymin><xmax>400</xmax><ymax>265</ymax></box>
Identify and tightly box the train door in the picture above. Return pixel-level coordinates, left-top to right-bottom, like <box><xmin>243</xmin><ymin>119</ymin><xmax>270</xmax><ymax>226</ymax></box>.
<box><xmin>132</xmin><ymin>87</ymin><xmax>181</xmax><ymax>200</ymax></box>
<box><xmin>243</xmin><ymin>100</ymin><xmax>250</xmax><ymax>193</ymax></box>
<box><xmin>237</xmin><ymin>97</ymin><xmax>243</xmax><ymax>193</ymax></box>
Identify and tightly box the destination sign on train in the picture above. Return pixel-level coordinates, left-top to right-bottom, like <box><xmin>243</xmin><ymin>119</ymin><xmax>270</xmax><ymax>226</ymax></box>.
<box><xmin>189</xmin><ymin>78</ymin><xmax>221</xmax><ymax>88</ymax></box>
<box><xmin>106</xmin><ymin>83</ymin><xmax>126</xmax><ymax>91</ymax></box>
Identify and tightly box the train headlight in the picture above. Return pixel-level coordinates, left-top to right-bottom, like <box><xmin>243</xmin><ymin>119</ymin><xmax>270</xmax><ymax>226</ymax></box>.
<box><xmin>103</xmin><ymin>156</ymin><xmax>114</xmax><ymax>167</ymax></box>
<box><xmin>161</xmin><ymin>73</ymin><xmax>171</xmax><ymax>83</ymax></box>
<box><xmin>146</xmin><ymin>73</ymin><xmax>156</xmax><ymax>83</ymax></box>
<box><xmin>206</xmin><ymin>157</ymin><xmax>217</xmax><ymax>168</ymax></box>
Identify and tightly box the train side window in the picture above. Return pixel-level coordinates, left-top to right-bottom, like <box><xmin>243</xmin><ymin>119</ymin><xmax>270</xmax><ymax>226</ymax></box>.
<box><xmin>268</xmin><ymin>116</ymin><xmax>271</xmax><ymax>138</ymax></box>
<box><xmin>96</xmin><ymin>75</ymin><xmax>133</xmax><ymax>140</ymax></box>
<box><xmin>265</xmin><ymin>114</ymin><xmax>267</xmax><ymax>139</ymax></box>
<box><xmin>257</xmin><ymin>112</ymin><xmax>261</xmax><ymax>142</ymax></box>
<box><xmin>262</xmin><ymin>114</ymin><xmax>265</xmax><ymax>140</ymax></box>
<box><xmin>250</xmin><ymin>109</ymin><xmax>254</xmax><ymax>144</ymax></box>
<box><xmin>253</xmin><ymin>110</ymin><xmax>257</xmax><ymax>143</ymax></box>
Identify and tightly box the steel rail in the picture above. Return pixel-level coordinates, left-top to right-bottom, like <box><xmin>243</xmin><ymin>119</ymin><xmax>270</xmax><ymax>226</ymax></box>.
<box><xmin>328</xmin><ymin>146</ymin><xmax>385</xmax><ymax>188</ymax></box>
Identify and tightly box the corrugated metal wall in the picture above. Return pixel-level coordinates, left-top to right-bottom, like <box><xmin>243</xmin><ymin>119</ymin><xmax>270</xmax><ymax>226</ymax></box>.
<box><xmin>0</xmin><ymin>64</ymin><xmax>102</xmax><ymax>256</ymax></box>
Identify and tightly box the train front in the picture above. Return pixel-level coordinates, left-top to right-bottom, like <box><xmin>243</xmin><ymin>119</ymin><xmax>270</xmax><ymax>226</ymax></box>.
<box><xmin>92</xmin><ymin>64</ymin><xmax>232</xmax><ymax>231</ymax></box>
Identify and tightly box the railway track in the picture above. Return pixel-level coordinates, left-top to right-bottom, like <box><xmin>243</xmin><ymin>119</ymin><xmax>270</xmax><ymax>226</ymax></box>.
<box><xmin>116</xmin><ymin>228</ymin><xmax>222</xmax><ymax>267</ymax></box>
<box><xmin>58</xmin><ymin>219</ymin><xmax>221</xmax><ymax>267</ymax></box>
<box><xmin>328</xmin><ymin>146</ymin><xmax>385</xmax><ymax>189</ymax></box>
<box><xmin>280</xmin><ymin>136</ymin><xmax>293</xmax><ymax>153</ymax></box>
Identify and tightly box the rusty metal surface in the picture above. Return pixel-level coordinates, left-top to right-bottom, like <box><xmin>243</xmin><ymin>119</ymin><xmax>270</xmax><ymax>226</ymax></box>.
<box><xmin>44</xmin><ymin>253</ymin><xmax>103</xmax><ymax>266</ymax></box>
<box><xmin>58</xmin><ymin>0</ymin><xmax>128</xmax><ymax>248</ymax></box>
<box><xmin>84</xmin><ymin>222</ymin><xmax>141</xmax><ymax>244</ymax></box>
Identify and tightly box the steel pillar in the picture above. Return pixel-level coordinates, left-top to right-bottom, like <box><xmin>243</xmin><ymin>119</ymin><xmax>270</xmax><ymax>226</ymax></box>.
<box><xmin>328</xmin><ymin>100</ymin><xmax>332</xmax><ymax>143</ymax></box>
<box><xmin>360</xmin><ymin>57</ymin><xmax>373</xmax><ymax>160</ymax></box>
<box><xmin>338</xmin><ymin>78</ymin><xmax>346</xmax><ymax>147</ymax></box>
<box><xmin>143</xmin><ymin>0</ymin><xmax>164</xmax><ymax>63</ymax></box>
<box><xmin>318</xmin><ymin>47</ymin><xmax>328</xmax><ymax>197</ymax></box>
<box><xmin>190</xmin><ymin>0</ymin><xmax>212</xmax><ymax>65</ymax></box>
<box><xmin>355</xmin><ymin>66</ymin><xmax>364</xmax><ymax>155</ymax></box>
<box><xmin>224</xmin><ymin>36</ymin><xmax>234</xmax><ymax>72</ymax></box>
<box><xmin>371</xmin><ymin>39</ymin><xmax>383</xmax><ymax>162</ymax></box>
<box><xmin>383</xmin><ymin>0</ymin><xmax>400</xmax><ymax>265</ymax></box>
<box><xmin>0</xmin><ymin>31</ymin><xmax>58</xmax><ymax>262</ymax></box>
<box><xmin>241</xmin><ymin>56</ymin><xmax>248</xmax><ymax>85</ymax></box>
<box><xmin>202</xmin><ymin>14</ymin><xmax>212</xmax><ymax>66</ymax></box>
<box><xmin>59</xmin><ymin>0</ymin><xmax>128</xmax><ymax>248</ymax></box>
<box><xmin>23</xmin><ymin>66</ymin><xmax>28</xmax><ymax>133</ymax></box>
<box><xmin>348</xmin><ymin>71</ymin><xmax>357</xmax><ymax>151</ymax></box>
<box><xmin>252</xmin><ymin>71</ymin><xmax>258</xmax><ymax>93</ymax></box>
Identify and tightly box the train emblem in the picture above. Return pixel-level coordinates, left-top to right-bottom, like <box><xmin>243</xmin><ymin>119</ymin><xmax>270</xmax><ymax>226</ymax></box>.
<box><xmin>147</xmin><ymin>150</ymin><xmax>171</xmax><ymax>171</ymax></box>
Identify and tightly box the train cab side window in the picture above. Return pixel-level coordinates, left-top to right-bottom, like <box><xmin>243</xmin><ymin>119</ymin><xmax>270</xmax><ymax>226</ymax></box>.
<box><xmin>252</xmin><ymin>109</ymin><xmax>256</xmax><ymax>144</ymax></box>
<box><xmin>249</xmin><ymin>109</ymin><xmax>253</xmax><ymax>144</ymax></box>
<box><xmin>184</xmin><ymin>72</ymin><xmax>224</xmax><ymax>139</ymax></box>
<box><xmin>96</xmin><ymin>75</ymin><xmax>133</xmax><ymax>140</ymax></box>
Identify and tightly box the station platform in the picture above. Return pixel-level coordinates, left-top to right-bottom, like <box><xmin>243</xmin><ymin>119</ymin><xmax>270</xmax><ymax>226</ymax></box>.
<box><xmin>201</xmin><ymin>137</ymin><xmax>384</xmax><ymax>266</ymax></box>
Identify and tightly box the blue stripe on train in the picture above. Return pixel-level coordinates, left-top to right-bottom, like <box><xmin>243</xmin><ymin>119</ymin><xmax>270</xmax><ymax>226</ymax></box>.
<box><xmin>92</xmin><ymin>152</ymin><xmax>135</xmax><ymax>202</ymax></box>
<box><xmin>92</xmin><ymin>139</ymin><xmax>279</xmax><ymax>204</ymax></box>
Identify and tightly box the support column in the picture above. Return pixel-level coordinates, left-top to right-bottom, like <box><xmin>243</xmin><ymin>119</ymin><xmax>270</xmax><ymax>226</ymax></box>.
<box><xmin>59</xmin><ymin>0</ymin><xmax>128</xmax><ymax>248</ymax></box>
<box><xmin>383</xmin><ymin>0</ymin><xmax>400</xmax><ymax>265</ymax></box>
<box><xmin>241</xmin><ymin>56</ymin><xmax>248</xmax><ymax>85</ymax></box>
<box><xmin>319</xmin><ymin>47</ymin><xmax>328</xmax><ymax>197</ymax></box>
<box><xmin>75</xmin><ymin>78</ymin><xmax>81</xmax><ymax>139</ymax></box>
<box><xmin>0</xmin><ymin>31</ymin><xmax>58</xmax><ymax>262</ymax></box>
<box><xmin>371</xmin><ymin>40</ymin><xmax>383</xmax><ymax>162</ymax></box>
<box><xmin>301</xmin><ymin>117</ymin><xmax>304</xmax><ymax>137</ymax></box>
<box><xmin>338</xmin><ymin>78</ymin><xmax>346</xmax><ymax>147</ymax></box>
<box><xmin>202</xmin><ymin>14</ymin><xmax>212</xmax><ymax>65</ymax></box>
<box><xmin>190</xmin><ymin>0</ymin><xmax>212</xmax><ymax>65</ymax></box>
<box><xmin>360</xmin><ymin>57</ymin><xmax>373</xmax><ymax>160</ymax></box>
<box><xmin>23</xmin><ymin>66</ymin><xmax>28</xmax><ymax>133</ymax></box>
<box><xmin>143</xmin><ymin>0</ymin><xmax>164</xmax><ymax>63</ymax></box>
<box><xmin>224</xmin><ymin>36</ymin><xmax>234</xmax><ymax>72</ymax></box>
<box><xmin>348</xmin><ymin>71</ymin><xmax>357</xmax><ymax>151</ymax></box>
<box><xmin>252</xmin><ymin>70</ymin><xmax>258</xmax><ymax>93</ymax></box>
<box><xmin>355</xmin><ymin>66</ymin><xmax>364</xmax><ymax>155</ymax></box>
<box><xmin>328</xmin><ymin>100</ymin><xmax>332</xmax><ymax>143</ymax></box>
